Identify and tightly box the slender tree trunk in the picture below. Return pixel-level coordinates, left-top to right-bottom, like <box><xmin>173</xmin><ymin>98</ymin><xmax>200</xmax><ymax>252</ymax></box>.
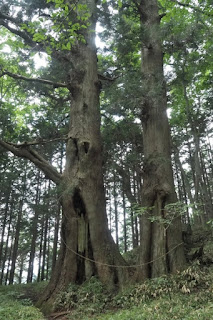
<box><xmin>109</xmin><ymin>193</ymin><xmax>113</xmax><ymax>232</ymax></box>
<box><xmin>114</xmin><ymin>164</ymin><xmax>138</xmax><ymax>248</ymax></box>
<box><xmin>52</xmin><ymin>203</ymin><xmax>61</xmax><ymax>272</ymax></box>
<box><xmin>199</xmin><ymin>150</ymin><xmax>213</xmax><ymax>220</ymax></box>
<box><xmin>182</xmin><ymin>80</ymin><xmax>209</xmax><ymax>225</ymax></box>
<box><xmin>46</xmin><ymin>221</ymin><xmax>51</xmax><ymax>280</ymax></box>
<box><xmin>174</xmin><ymin>158</ymin><xmax>184</xmax><ymax>202</ymax></box>
<box><xmin>18</xmin><ymin>256</ymin><xmax>24</xmax><ymax>284</ymax></box>
<box><xmin>206</xmin><ymin>136</ymin><xmax>213</xmax><ymax>178</ymax></box>
<box><xmin>122</xmin><ymin>189</ymin><xmax>127</xmax><ymax>252</ymax></box>
<box><xmin>193</xmin><ymin>132</ymin><xmax>210</xmax><ymax>223</ymax></box>
<box><xmin>173</xmin><ymin>151</ymin><xmax>191</xmax><ymax>228</ymax></box>
<box><xmin>41</xmin><ymin>211</ymin><xmax>49</xmax><ymax>282</ymax></box>
<box><xmin>137</xmin><ymin>0</ymin><xmax>185</xmax><ymax>279</ymax></box>
<box><xmin>113</xmin><ymin>173</ymin><xmax>119</xmax><ymax>247</ymax></box>
<box><xmin>27</xmin><ymin>171</ymin><xmax>41</xmax><ymax>283</ymax></box>
<box><xmin>4</xmin><ymin>227</ymin><xmax>14</xmax><ymax>285</ymax></box>
<box><xmin>9</xmin><ymin>199</ymin><xmax>24</xmax><ymax>284</ymax></box>
<box><xmin>174</xmin><ymin>146</ymin><xmax>194</xmax><ymax>228</ymax></box>
<box><xmin>200</xmin><ymin>150</ymin><xmax>213</xmax><ymax>219</ymax></box>
<box><xmin>41</xmin><ymin>181</ymin><xmax>51</xmax><ymax>282</ymax></box>
<box><xmin>52</xmin><ymin>144</ymin><xmax>64</xmax><ymax>272</ymax></box>
<box><xmin>186</xmin><ymin>130</ymin><xmax>196</xmax><ymax>187</ymax></box>
<box><xmin>9</xmin><ymin>166</ymin><xmax>27</xmax><ymax>285</ymax></box>
<box><xmin>0</xmin><ymin>187</ymin><xmax>12</xmax><ymax>264</ymax></box>
<box><xmin>133</xmin><ymin>173</ymin><xmax>139</xmax><ymax>246</ymax></box>
<box><xmin>174</xmin><ymin>150</ymin><xmax>194</xmax><ymax>205</ymax></box>
<box><xmin>0</xmin><ymin>196</ymin><xmax>14</xmax><ymax>285</ymax></box>
<box><xmin>37</xmin><ymin>213</ymin><xmax>45</xmax><ymax>283</ymax></box>
<box><xmin>130</xmin><ymin>207</ymin><xmax>136</xmax><ymax>248</ymax></box>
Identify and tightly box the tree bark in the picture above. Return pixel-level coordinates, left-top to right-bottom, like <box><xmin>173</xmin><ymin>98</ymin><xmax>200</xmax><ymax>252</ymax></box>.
<box><xmin>137</xmin><ymin>0</ymin><xmax>185</xmax><ymax>279</ymax></box>
<box><xmin>36</xmin><ymin>1</ymin><xmax>130</xmax><ymax>312</ymax></box>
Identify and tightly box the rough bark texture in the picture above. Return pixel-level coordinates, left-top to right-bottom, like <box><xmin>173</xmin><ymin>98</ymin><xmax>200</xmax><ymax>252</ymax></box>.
<box><xmin>137</xmin><ymin>0</ymin><xmax>186</xmax><ymax>279</ymax></box>
<box><xmin>36</xmin><ymin>1</ymin><xmax>130</xmax><ymax>313</ymax></box>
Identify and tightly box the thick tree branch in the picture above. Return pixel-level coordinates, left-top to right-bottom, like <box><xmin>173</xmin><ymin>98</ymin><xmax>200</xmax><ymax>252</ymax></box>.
<box><xmin>0</xmin><ymin>17</ymin><xmax>36</xmax><ymax>46</ymax></box>
<box><xmin>1</xmin><ymin>68</ymin><xmax>121</xmax><ymax>89</ymax></box>
<box><xmin>0</xmin><ymin>12</ymin><xmax>18</xmax><ymax>24</ymax></box>
<box><xmin>1</xmin><ymin>69</ymin><xmax>68</xmax><ymax>88</ymax></box>
<box><xmin>0</xmin><ymin>140</ymin><xmax>62</xmax><ymax>185</ymax></box>
<box><xmin>7</xmin><ymin>136</ymin><xmax>68</xmax><ymax>147</ymax></box>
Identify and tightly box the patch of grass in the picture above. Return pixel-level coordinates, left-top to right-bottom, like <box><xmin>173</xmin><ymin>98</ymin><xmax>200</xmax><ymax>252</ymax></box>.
<box><xmin>91</xmin><ymin>294</ymin><xmax>213</xmax><ymax>320</ymax></box>
<box><xmin>0</xmin><ymin>282</ymin><xmax>47</xmax><ymax>320</ymax></box>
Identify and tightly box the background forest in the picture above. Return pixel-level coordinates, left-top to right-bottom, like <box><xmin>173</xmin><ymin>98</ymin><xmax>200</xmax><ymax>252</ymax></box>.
<box><xmin>0</xmin><ymin>0</ymin><xmax>212</xmax><ymax>319</ymax></box>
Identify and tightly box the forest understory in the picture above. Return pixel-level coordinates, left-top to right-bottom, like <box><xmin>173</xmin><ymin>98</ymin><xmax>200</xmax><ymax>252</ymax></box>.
<box><xmin>1</xmin><ymin>229</ymin><xmax>213</xmax><ymax>320</ymax></box>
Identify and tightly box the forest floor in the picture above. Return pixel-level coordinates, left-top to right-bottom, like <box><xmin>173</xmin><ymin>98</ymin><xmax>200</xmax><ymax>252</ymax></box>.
<box><xmin>1</xmin><ymin>264</ymin><xmax>213</xmax><ymax>320</ymax></box>
<box><xmin>1</xmin><ymin>231</ymin><xmax>213</xmax><ymax>320</ymax></box>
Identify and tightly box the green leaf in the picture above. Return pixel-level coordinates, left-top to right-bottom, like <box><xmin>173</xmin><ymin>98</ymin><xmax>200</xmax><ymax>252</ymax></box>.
<box><xmin>118</xmin><ymin>0</ymin><xmax>122</xmax><ymax>8</ymax></box>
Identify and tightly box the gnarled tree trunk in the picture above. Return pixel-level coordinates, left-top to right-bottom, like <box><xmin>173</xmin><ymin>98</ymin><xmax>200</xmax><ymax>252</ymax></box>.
<box><xmin>37</xmin><ymin>0</ymin><xmax>129</xmax><ymax>312</ymax></box>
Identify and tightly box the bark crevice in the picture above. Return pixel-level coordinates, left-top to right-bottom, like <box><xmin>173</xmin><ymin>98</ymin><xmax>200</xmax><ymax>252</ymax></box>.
<box><xmin>73</xmin><ymin>188</ymin><xmax>86</xmax><ymax>217</ymax></box>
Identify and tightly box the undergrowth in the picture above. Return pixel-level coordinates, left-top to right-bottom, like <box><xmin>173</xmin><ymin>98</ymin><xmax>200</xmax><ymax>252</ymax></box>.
<box><xmin>0</xmin><ymin>281</ymin><xmax>47</xmax><ymax>320</ymax></box>
<box><xmin>53</xmin><ymin>276</ymin><xmax>111</xmax><ymax>315</ymax></box>
<box><xmin>1</xmin><ymin>262</ymin><xmax>213</xmax><ymax>319</ymax></box>
<box><xmin>53</xmin><ymin>261</ymin><xmax>213</xmax><ymax>319</ymax></box>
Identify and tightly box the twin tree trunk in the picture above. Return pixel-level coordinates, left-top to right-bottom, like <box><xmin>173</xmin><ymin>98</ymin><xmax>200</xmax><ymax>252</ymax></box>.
<box><xmin>0</xmin><ymin>0</ymin><xmax>186</xmax><ymax>311</ymax></box>
<box><xmin>40</xmin><ymin>1</ymin><xmax>185</xmax><ymax>309</ymax></box>
<box><xmin>138</xmin><ymin>0</ymin><xmax>185</xmax><ymax>279</ymax></box>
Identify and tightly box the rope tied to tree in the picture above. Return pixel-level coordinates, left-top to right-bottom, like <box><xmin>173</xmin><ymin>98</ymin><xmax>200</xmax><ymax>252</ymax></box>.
<box><xmin>61</xmin><ymin>237</ymin><xmax>184</xmax><ymax>269</ymax></box>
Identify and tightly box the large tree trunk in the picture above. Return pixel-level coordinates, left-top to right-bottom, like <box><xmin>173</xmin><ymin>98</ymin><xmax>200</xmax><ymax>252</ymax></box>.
<box><xmin>37</xmin><ymin>0</ymin><xmax>129</xmax><ymax>312</ymax></box>
<box><xmin>137</xmin><ymin>0</ymin><xmax>186</xmax><ymax>279</ymax></box>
